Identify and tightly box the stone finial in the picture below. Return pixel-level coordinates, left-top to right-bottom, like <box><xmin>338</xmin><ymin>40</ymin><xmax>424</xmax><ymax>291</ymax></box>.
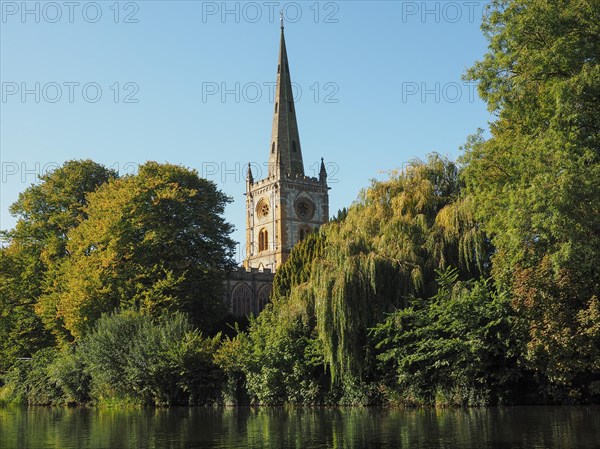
<box><xmin>246</xmin><ymin>162</ymin><xmax>254</xmax><ymax>184</ymax></box>
<box><xmin>319</xmin><ymin>157</ymin><xmax>327</xmax><ymax>184</ymax></box>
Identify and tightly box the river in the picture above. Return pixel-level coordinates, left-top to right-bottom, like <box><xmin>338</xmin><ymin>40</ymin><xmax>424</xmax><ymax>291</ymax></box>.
<box><xmin>0</xmin><ymin>406</ymin><xmax>598</xmax><ymax>448</ymax></box>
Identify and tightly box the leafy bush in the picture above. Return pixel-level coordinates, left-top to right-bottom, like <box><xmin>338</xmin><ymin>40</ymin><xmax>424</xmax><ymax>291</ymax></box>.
<box><xmin>216</xmin><ymin>234</ymin><xmax>330</xmax><ymax>405</ymax></box>
<box><xmin>47</xmin><ymin>345</ymin><xmax>91</xmax><ymax>404</ymax></box>
<box><xmin>81</xmin><ymin>310</ymin><xmax>224</xmax><ymax>405</ymax></box>
<box><xmin>1</xmin><ymin>348</ymin><xmax>64</xmax><ymax>405</ymax></box>
<box><xmin>372</xmin><ymin>268</ymin><xmax>523</xmax><ymax>406</ymax></box>
<box><xmin>1</xmin><ymin>310</ymin><xmax>225</xmax><ymax>406</ymax></box>
<box><xmin>216</xmin><ymin>299</ymin><xmax>326</xmax><ymax>405</ymax></box>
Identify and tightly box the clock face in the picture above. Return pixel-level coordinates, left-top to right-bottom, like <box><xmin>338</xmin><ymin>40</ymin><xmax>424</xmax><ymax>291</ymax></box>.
<box><xmin>256</xmin><ymin>199</ymin><xmax>270</xmax><ymax>220</ymax></box>
<box><xmin>295</xmin><ymin>198</ymin><xmax>314</xmax><ymax>221</ymax></box>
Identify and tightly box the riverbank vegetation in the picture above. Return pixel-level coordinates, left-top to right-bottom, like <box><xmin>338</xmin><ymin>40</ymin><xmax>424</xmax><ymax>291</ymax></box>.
<box><xmin>1</xmin><ymin>0</ymin><xmax>599</xmax><ymax>406</ymax></box>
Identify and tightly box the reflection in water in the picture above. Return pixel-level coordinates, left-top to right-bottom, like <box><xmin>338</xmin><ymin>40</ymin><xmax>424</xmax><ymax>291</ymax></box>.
<box><xmin>0</xmin><ymin>406</ymin><xmax>598</xmax><ymax>449</ymax></box>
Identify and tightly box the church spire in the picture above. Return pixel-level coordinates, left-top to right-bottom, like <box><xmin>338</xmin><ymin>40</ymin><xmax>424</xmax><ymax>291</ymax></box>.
<box><xmin>268</xmin><ymin>18</ymin><xmax>304</xmax><ymax>178</ymax></box>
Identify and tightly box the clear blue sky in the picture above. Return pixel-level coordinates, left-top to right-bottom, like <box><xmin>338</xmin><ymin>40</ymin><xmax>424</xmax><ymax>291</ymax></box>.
<box><xmin>1</xmin><ymin>1</ymin><xmax>493</xmax><ymax>261</ymax></box>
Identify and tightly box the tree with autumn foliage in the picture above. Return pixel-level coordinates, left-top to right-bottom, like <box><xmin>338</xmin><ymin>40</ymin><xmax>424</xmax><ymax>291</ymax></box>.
<box><xmin>45</xmin><ymin>162</ymin><xmax>236</xmax><ymax>340</ymax></box>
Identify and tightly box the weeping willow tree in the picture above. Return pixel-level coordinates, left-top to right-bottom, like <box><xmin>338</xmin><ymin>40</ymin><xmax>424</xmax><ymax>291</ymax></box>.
<box><xmin>272</xmin><ymin>231</ymin><xmax>327</xmax><ymax>303</ymax></box>
<box><xmin>229</xmin><ymin>154</ymin><xmax>489</xmax><ymax>402</ymax></box>
<box><xmin>310</xmin><ymin>154</ymin><xmax>488</xmax><ymax>383</ymax></box>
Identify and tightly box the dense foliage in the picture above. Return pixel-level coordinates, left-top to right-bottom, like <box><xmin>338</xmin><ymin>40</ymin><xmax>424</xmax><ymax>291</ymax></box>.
<box><xmin>1</xmin><ymin>311</ymin><xmax>223</xmax><ymax>406</ymax></box>
<box><xmin>1</xmin><ymin>160</ymin><xmax>235</xmax><ymax>406</ymax></box>
<box><xmin>43</xmin><ymin>162</ymin><xmax>235</xmax><ymax>339</ymax></box>
<box><xmin>462</xmin><ymin>0</ymin><xmax>600</xmax><ymax>402</ymax></box>
<box><xmin>217</xmin><ymin>156</ymin><xmax>494</xmax><ymax>405</ymax></box>
<box><xmin>311</xmin><ymin>156</ymin><xmax>486</xmax><ymax>385</ymax></box>
<box><xmin>1</xmin><ymin>160</ymin><xmax>116</xmax><ymax>368</ymax></box>
<box><xmin>1</xmin><ymin>0</ymin><xmax>598</xmax><ymax>407</ymax></box>
<box><xmin>372</xmin><ymin>268</ymin><xmax>523</xmax><ymax>406</ymax></box>
<box><xmin>216</xmin><ymin>232</ymin><xmax>329</xmax><ymax>405</ymax></box>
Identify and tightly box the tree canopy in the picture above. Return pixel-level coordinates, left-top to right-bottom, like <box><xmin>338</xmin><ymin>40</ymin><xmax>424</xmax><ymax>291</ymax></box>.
<box><xmin>45</xmin><ymin>161</ymin><xmax>235</xmax><ymax>339</ymax></box>
<box><xmin>1</xmin><ymin>160</ymin><xmax>116</xmax><ymax>366</ymax></box>
<box><xmin>462</xmin><ymin>0</ymin><xmax>600</xmax><ymax>401</ymax></box>
<box><xmin>6</xmin><ymin>160</ymin><xmax>117</xmax><ymax>263</ymax></box>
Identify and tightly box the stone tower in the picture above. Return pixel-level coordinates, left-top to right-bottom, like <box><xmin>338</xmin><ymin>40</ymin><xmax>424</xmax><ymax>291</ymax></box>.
<box><xmin>243</xmin><ymin>21</ymin><xmax>330</xmax><ymax>272</ymax></box>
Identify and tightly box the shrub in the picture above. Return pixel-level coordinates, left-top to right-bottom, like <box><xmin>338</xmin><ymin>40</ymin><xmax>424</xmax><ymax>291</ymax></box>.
<box><xmin>81</xmin><ymin>310</ymin><xmax>224</xmax><ymax>405</ymax></box>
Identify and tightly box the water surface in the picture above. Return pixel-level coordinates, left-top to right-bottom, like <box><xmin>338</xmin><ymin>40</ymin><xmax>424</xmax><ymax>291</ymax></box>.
<box><xmin>0</xmin><ymin>406</ymin><xmax>598</xmax><ymax>448</ymax></box>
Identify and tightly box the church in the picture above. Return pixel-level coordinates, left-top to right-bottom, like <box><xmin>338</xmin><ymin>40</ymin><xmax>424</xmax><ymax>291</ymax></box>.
<box><xmin>224</xmin><ymin>20</ymin><xmax>330</xmax><ymax>317</ymax></box>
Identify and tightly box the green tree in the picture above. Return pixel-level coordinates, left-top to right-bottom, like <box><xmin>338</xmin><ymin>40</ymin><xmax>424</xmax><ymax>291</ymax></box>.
<box><xmin>223</xmin><ymin>301</ymin><xmax>325</xmax><ymax>405</ymax></box>
<box><xmin>0</xmin><ymin>246</ymin><xmax>52</xmax><ymax>372</ymax></box>
<box><xmin>272</xmin><ymin>231</ymin><xmax>327</xmax><ymax>302</ymax></box>
<box><xmin>0</xmin><ymin>348</ymin><xmax>64</xmax><ymax>405</ymax></box>
<box><xmin>462</xmin><ymin>0</ymin><xmax>600</xmax><ymax>401</ymax></box>
<box><xmin>7</xmin><ymin>160</ymin><xmax>117</xmax><ymax>262</ymax></box>
<box><xmin>1</xmin><ymin>160</ymin><xmax>116</xmax><ymax>364</ymax></box>
<box><xmin>50</xmin><ymin>162</ymin><xmax>235</xmax><ymax>339</ymax></box>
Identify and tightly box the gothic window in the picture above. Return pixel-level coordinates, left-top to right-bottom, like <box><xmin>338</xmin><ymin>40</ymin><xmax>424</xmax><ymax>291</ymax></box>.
<box><xmin>271</xmin><ymin>142</ymin><xmax>275</xmax><ymax>153</ymax></box>
<box><xmin>275</xmin><ymin>102</ymin><xmax>278</xmax><ymax>113</ymax></box>
<box><xmin>259</xmin><ymin>228</ymin><xmax>268</xmax><ymax>252</ymax></box>
<box><xmin>256</xmin><ymin>285</ymin><xmax>272</xmax><ymax>314</ymax></box>
<box><xmin>295</xmin><ymin>198</ymin><xmax>315</xmax><ymax>221</ymax></box>
<box><xmin>232</xmin><ymin>283</ymin><xmax>252</xmax><ymax>317</ymax></box>
<box><xmin>261</xmin><ymin>203</ymin><xmax>269</xmax><ymax>216</ymax></box>
<box><xmin>256</xmin><ymin>198</ymin><xmax>270</xmax><ymax>220</ymax></box>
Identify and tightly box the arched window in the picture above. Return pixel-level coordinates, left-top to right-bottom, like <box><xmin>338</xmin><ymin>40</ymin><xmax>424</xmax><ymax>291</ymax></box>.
<box><xmin>271</xmin><ymin>142</ymin><xmax>275</xmax><ymax>153</ymax></box>
<box><xmin>292</xmin><ymin>140</ymin><xmax>297</xmax><ymax>153</ymax></box>
<box><xmin>299</xmin><ymin>226</ymin><xmax>311</xmax><ymax>242</ymax></box>
<box><xmin>259</xmin><ymin>228</ymin><xmax>268</xmax><ymax>252</ymax></box>
<box><xmin>256</xmin><ymin>285</ymin><xmax>272</xmax><ymax>314</ymax></box>
<box><xmin>232</xmin><ymin>283</ymin><xmax>252</xmax><ymax>317</ymax></box>
<box><xmin>278</xmin><ymin>64</ymin><xmax>280</xmax><ymax>74</ymax></box>
<box><xmin>288</xmin><ymin>101</ymin><xmax>293</xmax><ymax>112</ymax></box>
<box><xmin>275</xmin><ymin>102</ymin><xmax>278</xmax><ymax>113</ymax></box>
